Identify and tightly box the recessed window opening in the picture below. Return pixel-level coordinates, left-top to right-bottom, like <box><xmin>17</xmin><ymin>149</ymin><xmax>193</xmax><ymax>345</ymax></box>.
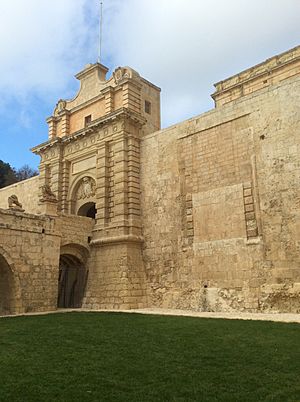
<box><xmin>84</xmin><ymin>115</ymin><xmax>92</xmax><ymax>127</ymax></box>
<box><xmin>145</xmin><ymin>100</ymin><xmax>151</xmax><ymax>114</ymax></box>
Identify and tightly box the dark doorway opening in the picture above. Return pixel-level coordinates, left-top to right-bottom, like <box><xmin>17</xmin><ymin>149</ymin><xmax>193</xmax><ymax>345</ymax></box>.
<box><xmin>57</xmin><ymin>254</ymin><xmax>88</xmax><ymax>308</ymax></box>
<box><xmin>0</xmin><ymin>255</ymin><xmax>14</xmax><ymax>315</ymax></box>
<box><xmin>77</xmin><ymin>202</ymin><xmax>96</xmax><ymax>219</ymax></box>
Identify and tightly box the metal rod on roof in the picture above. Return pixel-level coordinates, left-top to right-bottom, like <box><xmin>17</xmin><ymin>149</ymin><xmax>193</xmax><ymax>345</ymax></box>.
<box><xmin>98</xmin><ymin>1</ymin><xmax>103</xmax><ymax>63</ymax></box>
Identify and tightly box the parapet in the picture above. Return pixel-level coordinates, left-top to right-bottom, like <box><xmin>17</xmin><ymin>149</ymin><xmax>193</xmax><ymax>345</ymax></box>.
<box><xmin>46</xmin><ymin>63</ymin><xmax>161</xmax><ymax>139</ymax></box>
<box><xmin>212</xmin><ymin>45</ymin><xmax>300</xmax><ymax>107</ymax></box>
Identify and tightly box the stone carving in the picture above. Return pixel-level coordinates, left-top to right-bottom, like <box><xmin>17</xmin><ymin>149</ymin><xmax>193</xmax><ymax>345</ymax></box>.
<box><xmin>76</xmin><ymin>177</ymin><xmax>96</xmax><ymax>200</ymax></box>
<box><xmin>54</xmin><ymin>99</ymin><xmax>66</xmax><ymax>116</ymax></box>
<box><xmin>40</xmin><ymin>185</ymin><xmax>57</xmax><ymax>202</ymax></box>
<box><xmin>113</xmin><ymin>67</ymin><xmax>130</xmax><ymax>84</ymax></box>
<box><xmin>8</xmin><ymin>195</ymin><xmax>24</xmax><ymax>212</ymax></box>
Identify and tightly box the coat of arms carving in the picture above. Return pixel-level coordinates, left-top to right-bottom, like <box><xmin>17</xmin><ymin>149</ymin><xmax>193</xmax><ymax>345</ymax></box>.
<box><xmin>76</xmin><ymin>177</ymin><xmax>96</xmax><ymax>200</ymax></box>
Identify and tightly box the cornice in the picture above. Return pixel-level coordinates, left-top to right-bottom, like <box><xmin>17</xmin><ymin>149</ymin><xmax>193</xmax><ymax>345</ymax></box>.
<box><xmin>212</xmin><ymin>46</ymin><xmax>300</xmax><ymax>98</ymax></box>
<box><xmin>32</xmin><ymin>108</ymin><xmax>146</xmax><ymax>154</ymax></box>
<box><xmin>31</xmin><ymin>138</ymin><xmax>62</xmax><ymax>154</ymax></box>
<box><xmin>75</xmin><ymin>62</ymin><xmax>109</xmax><ymax>81</ymax></box>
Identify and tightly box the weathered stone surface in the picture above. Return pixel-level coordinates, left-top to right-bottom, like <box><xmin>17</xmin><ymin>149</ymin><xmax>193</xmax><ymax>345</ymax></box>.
<box><xmin>0</xmin><ymin>46</ymin><xmax>299</xmax><ymax>315</ymax></box>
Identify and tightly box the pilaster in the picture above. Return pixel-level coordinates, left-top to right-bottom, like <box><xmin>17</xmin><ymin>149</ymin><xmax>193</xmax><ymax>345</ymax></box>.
<box><xmin>45</xmin><ymin>145</ymin><xmax>64</xmax><ymax>212</ymax></box>
<box><xmin>60</xmin><ymin>111</ymin><xmax>70</xmax><ymax>137</ymax></box>
<box><xmin>111</xmin><ymin>133</ymin><xmax>129</xmax><ymax>232</ymax></box>
<box><xmin>61</xmin><ymin>160</ymin><xmax>71</xmax><ymax>213</ymax></box>
<box><xmin>122</xmin><ymin>81</ymin><xmax>142</xmax><ymax>114</ymax></box>
<box><xmin>127</xmin><ymin>134</ymin><xmax>142</xmax><ymax>235</ymax></box>
<box><xmin>103</xmin><ymin>87</ymin><xmax>114</xmax><ymax>115</ymax></box>
<box><xmin>95</xmin><ymin>142</ymin><xmax>110</xmax><ymax>227</ymax></box>
<box><xmin>47</xmin><ymin>117</ymin><xmax>57</xmax><ymax>139</ymax></box>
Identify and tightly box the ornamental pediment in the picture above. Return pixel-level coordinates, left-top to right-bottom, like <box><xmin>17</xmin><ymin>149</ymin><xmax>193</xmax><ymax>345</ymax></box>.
<box><xmin>51</xmin><ymin>64</ymin><xmax>140</xmax><ymax>114</ymax></box>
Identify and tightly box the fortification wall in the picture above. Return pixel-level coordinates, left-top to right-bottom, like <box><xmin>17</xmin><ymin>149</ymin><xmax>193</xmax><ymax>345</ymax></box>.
<box><xmin>0</xmin><ymin>46</ymin><xmax>298</xmax><ymax>315</ymax></box>
<box><xmin>57</xmin><ymin>214</ymin><xmax>94</xmax><ymax>247</ymax></box>
<box><xmin>0</xmin><ymin>209</ymin><xmax>60</xmax><ymax>314</ymax></box>
<box><xmin>0</xmin><ymin>176</ymin><xmax>40</xmax><ymax>214</ymax></box>
<box><xmin>0</xmin><ymin>210</ymin><xmax>94</xmax><ymax>315</ymax></box>
<box><xmin>140</xmin><ymin>75</ymin><xmax>300</xmax><ymax>313</ymax></box>
<box><xmin>83</xmin><ymin>241</ymin><xmax>148</xmax><ymax>310</ymax></box>
<box><xmin>212</xmin><ymin>45</ymin><xmax>300</xmax><ymax>107</ymax></box>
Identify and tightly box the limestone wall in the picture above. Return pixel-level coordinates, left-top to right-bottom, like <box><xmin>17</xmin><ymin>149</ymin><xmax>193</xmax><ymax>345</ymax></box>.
<box><xmin>0</xmin><ymin>209</ymin><xmax>60</xmax><ymax>314</ymax></box>
<box><xmin>0</xmin><ymin>47</ymin><xmax>298</xmax><ymax>315</ymax></box>
<box><xmin>249</xmin><ymin>75</ymin><xmax>300</xmax><ymax>312</ymax></box>
<box><xmin>140</xmin><ymin>74</ymin><xmax>300</xmax><ymax>313</ymax></box>
<box><xmin>0</xmin><ymin>210</ymin><xmax>95</xmax><ymax>315</ymax></box>
<box><xmin>213</xmin><ymin>45</ymin><xmax>300</xmax><ymax>107</ymax></box>
<box><xmin>84</xmin><ymin>241</ymin><xmax>148</xmax><ymax>310</ymax></box>
<box><xmin>56</xmin><ymin>214</ymin><xmax>94</xmax><ymax>248</ymax></box>
<box><xmin>0</xmin><ymin>176</ymin><xmax>40</xmax><ymax>214</ymax></box>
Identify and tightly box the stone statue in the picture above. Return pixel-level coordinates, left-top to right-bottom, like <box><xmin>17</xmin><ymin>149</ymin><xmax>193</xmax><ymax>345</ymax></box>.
<box><xmin>77</xmin><ymin>177</ymin><xmax>96</xmax><ymax>200</ymax></box>
<box><xmin>40</xmin><ymin>185</ymin><xmax>57</xmax><ymax>202</ymax></box>
<box><xmin>8</xmin><ymin>195</ymin><xmax>24</xmax><ymax>211</ymax></box>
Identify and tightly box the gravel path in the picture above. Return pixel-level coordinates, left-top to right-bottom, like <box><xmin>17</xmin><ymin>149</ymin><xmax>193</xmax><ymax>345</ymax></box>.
<box><xmin>1</xmin><ymin>308</ymin><xmax>300</xmax><ymax>323</ymax></box>
<box><xmin>128</xmin><ymin>308</ymin><xmax>300</xmax><ymax>323</ymax></box>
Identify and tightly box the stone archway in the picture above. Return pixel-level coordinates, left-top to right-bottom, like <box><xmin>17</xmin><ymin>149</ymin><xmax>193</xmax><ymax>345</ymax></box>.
<box><xmin>77</xmin><ymin>202</ymin><xmax>97</xmax><ymax>218</ymax></box>
<box><xmin>68</xmin><ymin>175</ymin><xmax>96</xmax><ymax>216</ymax></box>
<box><xmin>57</xmin><ymin>253</ymin><xmax>88</xmax><ymax>308</ymax></box>
<box><xmin>0</xmin><ymin>254</ymin><xmax>20</xmax><ymax>315</ymax></box>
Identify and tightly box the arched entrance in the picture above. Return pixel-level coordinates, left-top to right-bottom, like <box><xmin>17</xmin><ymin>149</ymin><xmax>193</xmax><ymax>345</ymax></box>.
<box><xmin>57</xmin><ymin>254</ymin><xmax>88</xmax><ymax>308</ymax></box>
<box><xmin>0</xmin><ymin>254</ymin><xmax>16</xmax><ymax>315</ymax></box>
<box><xmin>77</xmin><ymin>202</ymin><xmax>96</xmax><ymax>219</ymax></box>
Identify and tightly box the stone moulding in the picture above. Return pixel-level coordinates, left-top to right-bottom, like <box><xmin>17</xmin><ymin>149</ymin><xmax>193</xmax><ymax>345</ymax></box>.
<box><xmin>31</xmin><ymin>108</ymin><xmax>146</xmax><ymax>155</ymax></box>
<box><xmin>90</xmin><ymin>234</ymin><xmax>144</xmax><ymax>246</ymax></box>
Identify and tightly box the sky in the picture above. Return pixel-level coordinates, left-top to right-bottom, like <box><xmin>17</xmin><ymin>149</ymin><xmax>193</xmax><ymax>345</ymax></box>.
<box><xmin>0</xmin><ymin>0</ymin><xmax>299</xmax><ymax>170</ymax></box>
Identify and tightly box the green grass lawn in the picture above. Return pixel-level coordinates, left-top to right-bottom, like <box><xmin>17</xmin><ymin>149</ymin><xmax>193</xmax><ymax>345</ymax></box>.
<box><xmin>0</xmin><ymin>312</ymin><xmax>299</xmax><ymax>402</ymax></box>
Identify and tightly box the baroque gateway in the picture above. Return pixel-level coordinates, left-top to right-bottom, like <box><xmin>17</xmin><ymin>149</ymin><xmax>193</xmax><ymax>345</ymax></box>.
<box><xmin>0</xmin><ymin>46</ymin><xmax>299</xmax><ymax>315</ymax></box>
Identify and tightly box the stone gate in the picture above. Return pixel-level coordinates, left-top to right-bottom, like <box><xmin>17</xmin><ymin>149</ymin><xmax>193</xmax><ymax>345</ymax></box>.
<box><xmin>0</xmin><ymin>45</ymin><xmax>299</xmax><ymax>315</ymax></box>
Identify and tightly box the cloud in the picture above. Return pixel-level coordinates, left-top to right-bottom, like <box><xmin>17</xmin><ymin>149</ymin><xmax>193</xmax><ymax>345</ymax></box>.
<box><xmin>104</xmin><ymin>0</ymin><xmax>300</xmax><ymax>126</ymax></box>
<box><xmin>0</xmin><ymin>0</ymin><xmax>103</xmax><ymax>133</ymax></box>
<box><xmin>0</xmin><ymin>0</ymin><xmax>98</xmax><ymax>99</ymax></box>
<box><xmin>0</xmin><ymin>0</ymin><xmax>299</xmax><ymax>131</ymax></box>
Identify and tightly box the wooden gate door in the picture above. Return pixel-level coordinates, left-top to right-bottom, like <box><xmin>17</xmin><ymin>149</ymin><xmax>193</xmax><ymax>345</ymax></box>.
<box><xmin>57</xmin><ymin>256</ymin><xmax>87</xmax><ymax>308</ymax></box>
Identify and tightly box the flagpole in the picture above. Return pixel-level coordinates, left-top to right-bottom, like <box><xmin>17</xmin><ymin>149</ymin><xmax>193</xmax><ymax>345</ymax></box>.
<box><xmin>98</xmin><ymin>1</ymin><xmax>103</xmax><ymax>63</ymax></box>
